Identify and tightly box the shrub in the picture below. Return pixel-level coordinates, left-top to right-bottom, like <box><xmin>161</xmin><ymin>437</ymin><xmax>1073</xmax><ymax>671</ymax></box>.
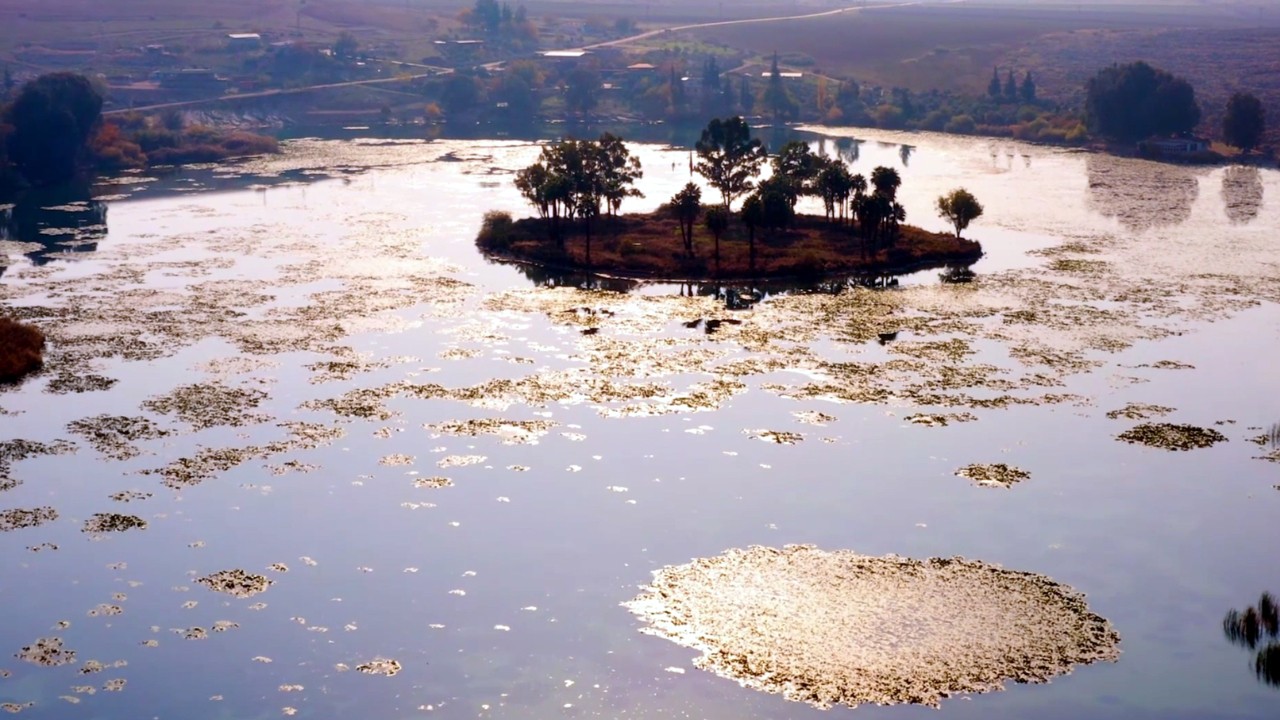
<box><xmin>944</xmin><ymin>114</ymin><xmax>976</xmax><ymax>134</ymax></box>
<box><xmin>131</xmin><ymin>128</ymin><xmax>179</xmax><ymax>152</ymax></box>
<box><xmin>147</xmin><ymin>144</ymin><xmax>226</xmax><ymax>164</ymax></box>
<box><xmin>477</xmin><ymin>210</ymin><xmax>515</xmax><ymax>249</ymax></box>
<box><xmin>872</xmin><ymin>104</ymin><xmax>906</xmax><ymax>129</ymax></box>
<box><xmin>0</xmin><ymin>317</ymin><xmax>45</xmax><ymax>383</ymax></box>
<box><xmin>922</xmin><ymin>109</ymin><xmax>950</xmax><ymax>131</ymax></box>
<box><xmin>219</xmin><ymin>132</ymin><xmax>279</xmax><ymax>156</ymax></box>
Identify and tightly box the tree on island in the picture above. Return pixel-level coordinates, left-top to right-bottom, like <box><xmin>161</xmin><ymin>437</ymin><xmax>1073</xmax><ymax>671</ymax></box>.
<box><xmin>816</xmin><ymin>161</ymin><xmax>854</xmax><ymax>223</ymax></box>
<box><xmin>597</xmin><ymin>132</ymin><xmax>643</xmax><ymax>216</ymax></box>
<box><xmin>673</xmin><ymin>182</ymin><xmax>701</xmax><ymax>257</ymax></box>
<box><xmin>5</xmin><ymin>72</ymin><xmax>103</xmax><ymax>187</ymax></box>
<box><xmin>850</xmin><ymin>166</ymin><xmax>904</xmax><ymax>250</ymax></box>
<box><xmin>987</xmin><ymin>67</ymin><xmax>1001</xmax><ymax>100</ymax></box>
<box><xmin>936</xmin><ymin>188</ymin><xmax>984</xmax><ymax>239</ymax></box>
<box><xmin>513</xmin><ymin>135</ymin><xmax>643</xmax><ymax>262</ymax></box>
<box><xmin>1085</xmin><ymin>61</ymin><xmax>1200</xmax><ymax>141</ymax></box>
<box><xmin>703</xmin><ymin>206</ymin><xmax>729</xmax><ymax>273</ymax></box>
<box><xmin>757</xmin><ymin>177</ymin><xmax>795</xmax><ymax>231</ymax></box>
<box><xmin>1222</xmin><ymin>92</ymin><xmax>1266</xmax><ymax>153</ymax></box>
<box><xmin>770</xmin><ymin>140</ymin><xmax>823</xmax><ymax>210</ymax></box>
<box><xmin>694</xmin><ymin>116</ymin><xmax>767</xmax><ymax>209</ymax></box>
<box><xmin>740</xmin><ymin>193</ymin><xmax>764</xmax><ymax>270</ymax></box>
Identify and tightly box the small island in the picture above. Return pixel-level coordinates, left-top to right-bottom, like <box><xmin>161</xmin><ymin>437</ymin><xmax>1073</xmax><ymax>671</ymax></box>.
<box><xmin>478</xmin><ymin>117</ymin><xmax>984</xmax><ymax>283</ymax></box>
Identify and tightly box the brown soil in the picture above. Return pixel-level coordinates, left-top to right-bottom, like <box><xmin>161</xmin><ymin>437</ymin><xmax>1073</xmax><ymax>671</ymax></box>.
<box><xmin>480</xmin><ymin>207</ymin><xmax>982</xmax><ymax>282</ymax></box>
<box><xmin>0</xmin><ymin>317</ymin><xmax>45</xmax><ymax>383</ymax></box>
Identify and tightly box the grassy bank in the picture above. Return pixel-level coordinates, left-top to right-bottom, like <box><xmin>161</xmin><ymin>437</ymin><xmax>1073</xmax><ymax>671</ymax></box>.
<box><xmin>479</xmin><ymin>207</ymin><xmax>982</xmax><ymax>282</ymax></box>
<box><xmin>0</xmin><ymin>318</ymin><xmax>45</xmax><ymax>383</ymax></box>
<box><xmin>91</xmin><ymin>118</ymin><xmax>279</xmax><ymax>171</ymax></box>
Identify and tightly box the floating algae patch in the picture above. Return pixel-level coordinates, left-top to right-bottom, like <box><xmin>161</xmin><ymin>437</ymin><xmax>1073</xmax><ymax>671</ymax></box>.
<box><xmin>16</xmin><ymin>637</ymin><xmax>76</xmax><ymax>667</ymax></box>
<box><xmin>426</xmin><ymin>418</ymin><xmax>557</xmax><ymax>445</ymax></box>
<box><xmin>108</xmin><ymin>490</ymin><xmax>152</xmax><ymax>503</ymax></box>
<box><xmin>791</xmin><ymin>411</ymin><xmax>836</xmax><ymax>426</ymax></box>
<box><xmin>904</xmin><ymin>412</ymin><xmax>978</xmax><ymax>427</ymax></box>
<box><xmin>1116</xmin><ymin>423</ymin><xmax>1227</xmax><ymax>451</ymax></box>
<box><xmin>1105</xmin><ymin>403</ymin><xmax>1175</xmax><ymax>421</ymax></box>
<box><xmin>141</xmin><ymin>383</ymin><xmax>268</xmax><ymax>430</ymax></box>
<box><xmin>195</xmin><ymin>569</ymin><xmax>273</xmax><ymax>598</ymax></box>
<box><xmin>955</xmin><ymin>463</ymin><xmax>1032</xmax><ymax>489</ymax></box>
<box><xmin>45</xmin><ymin>373</ymin><xmax>118</xmax><ymax>395</ymax></box>
<box><xmin>66</xmin><ymin>415</ymin><xmax>170</xmax><ymax>461</ymax></box>
<box><xmin>625</xmin><ymin>545</ymin><xmax>1120</xmax><ymax>710</ymax></box>
<box><xmin>82</xmin><ymin>513</ymin><xmax>147</xmax><ymax>533</ymax></box>
<box><xmin>438</xmin><ymin>455</ymin><xmax>486</xmax><ymax>469</ymax></box>
<box><xmin>744</xmin><ymin>429</ymin><xmax>803</xmax><ymax>445</ymax></box>
<box><xmin>355</xmin><ymin>658</ymin><xmax>401</xmax><ymax>677</ymax></box>
<box><xmin>0</xmin><ymin>439</ymin><xmax>77</xmax><ymax>479</ymax></box>
<box><xmin>0</xmin><ymin>507</ymin><xmax>58</xmax><ymax>532</ymax></box>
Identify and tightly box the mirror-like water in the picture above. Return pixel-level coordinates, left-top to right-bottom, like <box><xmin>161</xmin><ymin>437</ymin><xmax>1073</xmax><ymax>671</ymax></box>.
<box><xmin>0</xmin><ymin>126</ymin><xmax>1278</xmax><ymax>719</ymax></box>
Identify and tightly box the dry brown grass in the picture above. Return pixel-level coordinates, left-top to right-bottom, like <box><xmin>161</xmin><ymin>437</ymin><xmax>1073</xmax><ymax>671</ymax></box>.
<box><xmin>0</xmin><ymin>317</ymin><xmax>45</xmax><ymax>383</ymax></box>
<box><xmin>481</xmin><ymin>207</ymin><xmax>981</xmax><ymax>282</ymax></box>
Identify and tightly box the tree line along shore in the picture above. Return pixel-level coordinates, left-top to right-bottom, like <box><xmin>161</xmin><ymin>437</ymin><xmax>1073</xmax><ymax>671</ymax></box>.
<box><xmin>478</xmin><ymin>116</ymin><xmax>985</xmax><ymax>282</ymax></box>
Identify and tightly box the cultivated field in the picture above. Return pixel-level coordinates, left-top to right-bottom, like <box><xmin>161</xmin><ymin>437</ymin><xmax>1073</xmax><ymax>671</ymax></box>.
<box><xmin>685</xmin><ymin>1</ymin><xmax>1280</xmax><ymax>95</ymax></box>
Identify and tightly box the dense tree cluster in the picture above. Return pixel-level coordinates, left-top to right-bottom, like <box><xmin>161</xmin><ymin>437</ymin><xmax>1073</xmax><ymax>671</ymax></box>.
<box><xmin>461</xmin><ymin>0</ymin><xmax>538</xmax><ymax>52</ymax></box>
<box><xmin>513</xmin><ymin>133</ymin><xmax>642</xmax><ymax>261</ymax></box>
<box><xmin>2</xmin><ymin>72</ymin><xmax>102</xmax><ymax>188</ymax></box>
<box><xmin>1085</xmin><ymin>61</ymin><xmax>1201</xmax><ymax>141</ymax></box>
<box><xmin>507</xmin><ymin>119</ymin><xmax>983</xmax><ymax>276</ymax></box>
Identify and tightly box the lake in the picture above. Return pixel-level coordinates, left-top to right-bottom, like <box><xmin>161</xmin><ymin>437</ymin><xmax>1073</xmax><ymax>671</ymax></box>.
<box><xmin>0</xmin><ymin>125</ymin><xmax>1277</xmax><ymax>719</ymax></box>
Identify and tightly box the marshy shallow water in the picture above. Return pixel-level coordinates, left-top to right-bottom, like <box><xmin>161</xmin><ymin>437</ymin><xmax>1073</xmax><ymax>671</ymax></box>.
<box><xmin>0</xmin><ymin>126</ymin><xmax>1278</xmax><ymax>719</ymax></box>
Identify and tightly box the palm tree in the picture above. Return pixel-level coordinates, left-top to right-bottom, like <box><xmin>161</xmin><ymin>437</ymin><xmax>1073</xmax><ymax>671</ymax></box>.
<box><xmin>741</xmin><ymin>194</ymin><xmax>764</xmax><ymax>272</ymax></box>
<box><xmin>704</xmin><ymin>206</ymin><xmax>730</xmax><ymax>275</ymax></box>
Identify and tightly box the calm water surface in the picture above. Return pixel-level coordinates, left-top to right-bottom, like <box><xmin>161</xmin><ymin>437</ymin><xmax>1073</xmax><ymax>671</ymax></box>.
<box><xmin>0</xmin><ymin>126</ymin><xmax>1277</xmax><ymax>719</ymax></box>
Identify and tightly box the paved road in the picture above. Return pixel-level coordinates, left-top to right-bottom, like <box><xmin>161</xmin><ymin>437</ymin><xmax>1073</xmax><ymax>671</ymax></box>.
<box><xmin>583</xmin><ymin>1</ymin><xmax>920</xmax><ymax>50</ymax></box>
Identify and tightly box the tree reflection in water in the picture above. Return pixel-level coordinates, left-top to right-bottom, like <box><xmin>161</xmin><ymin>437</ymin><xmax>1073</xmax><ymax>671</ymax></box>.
<box><xmin>1</xmin><ymin>181</ymin><xmax>108</xmax><ymax>268</ymax></box>
<box><xmin>1220</xmin><ymin>166</ymin><xmax>1263</xmax><ymax>225</ymax></box>
<box><xmin>1086</xmin><ymin>154</ymin><xmax>1201</xmax><ymax>231</ymax></box>
<box><xmin>1223</xmin><ymin>592</ymin><xmax>1280</xmax><ymax>687</ymax></box>
<box><xmin>834</xmin><ymin>136</ymin><xmax>861</xmax><ymax>165</ymax></box>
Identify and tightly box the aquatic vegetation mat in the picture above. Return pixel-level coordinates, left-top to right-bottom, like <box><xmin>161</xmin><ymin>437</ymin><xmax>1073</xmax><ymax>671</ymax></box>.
<box><xmin>82</xmin><ymin>514</ymin><xmax>148</xmax><ymax>533</ymax></box>
<box><xmin>66</xmin><ymin>415</ymin><xmax>170</xmax><ymax>461</ymax></box>
<box><xmin>1116</xmin><ymin>423</ymin><xmax>1227</xmax><ymax>451</ymax></box>
<box><xmin>625</xmin><ymin>545</ymin><xmax>1120</xmax><ymax>709</ymax></box>
<box><xmin>195</xmin><ymin>569</ymin><xmax>273</xmax><ymax>598</ymax></box>
<box><xmin>355</xmin><ymin>658</ymin><xmax>402</xmax><ymax>677</ymax></box>
<box><xmin>0</xmin><ymin>507</ymin><xmax>58</xmax><ymax>532</ymax></box>
<box><xmin>955</xmin><ymin>463</ymin><xmax>1032</xmax><ymax>489</ymax></box>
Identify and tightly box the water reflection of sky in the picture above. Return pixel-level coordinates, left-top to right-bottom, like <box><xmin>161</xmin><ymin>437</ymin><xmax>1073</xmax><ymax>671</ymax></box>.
<box><xmin>0</xmin><ymin>128</ymin><xmax>1278</xmax><ymax>719</ymax></box>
